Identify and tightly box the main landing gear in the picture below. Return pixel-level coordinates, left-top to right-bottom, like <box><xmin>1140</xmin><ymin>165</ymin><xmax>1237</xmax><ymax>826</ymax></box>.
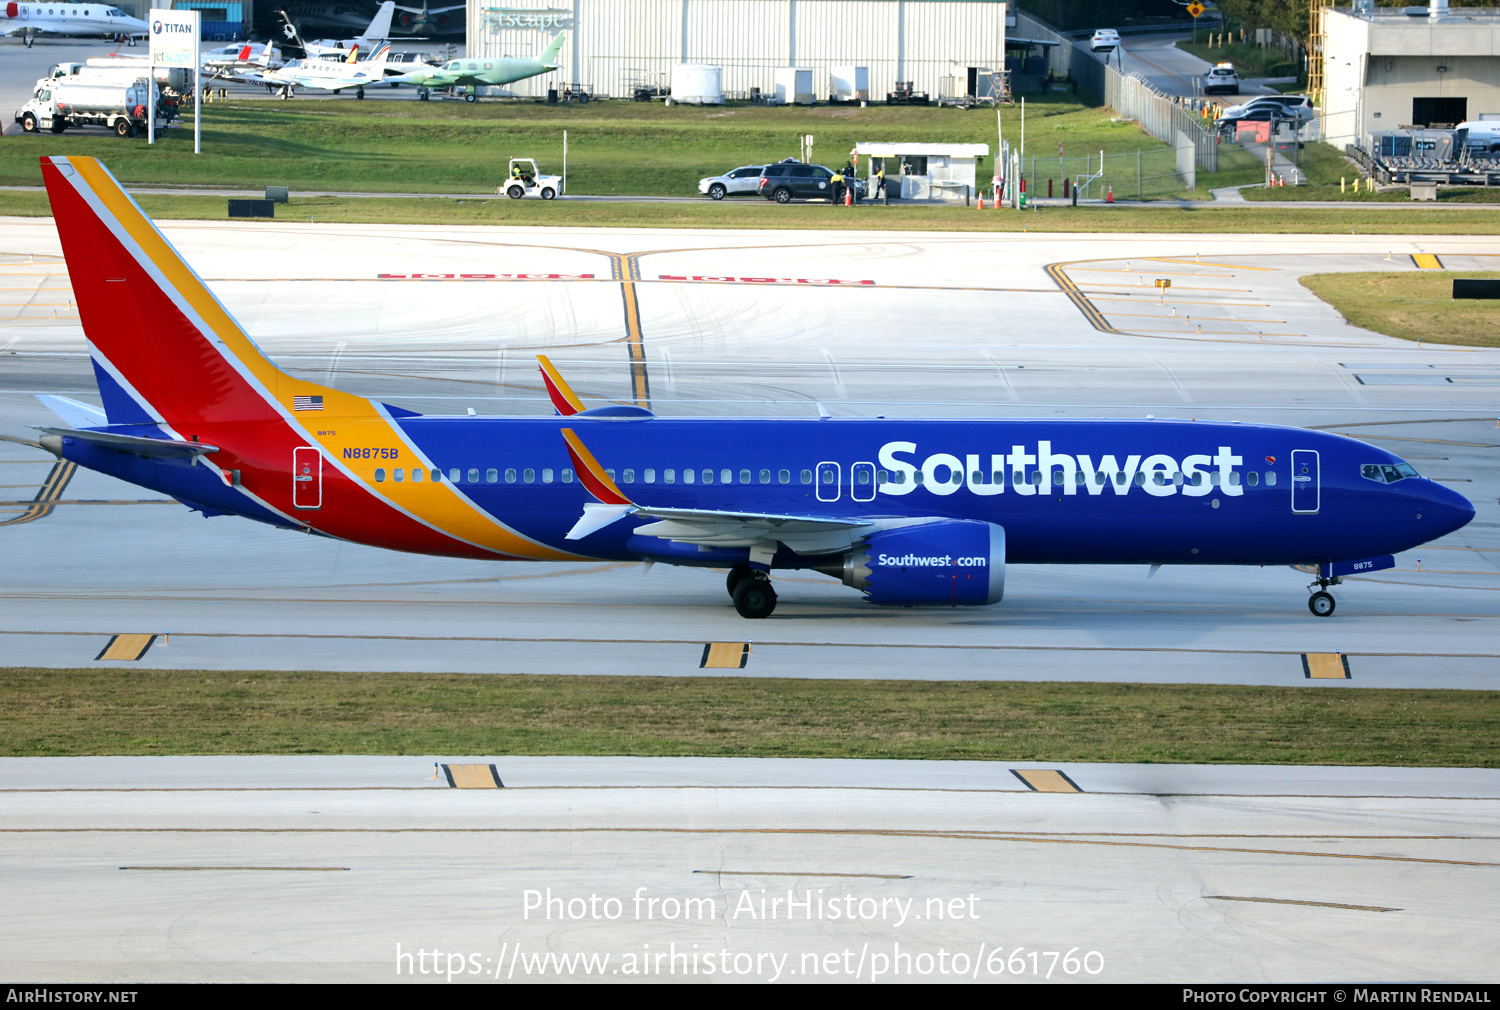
<box><xmin>1307</xmin><ymin>575</ymin><xmax>1340</xmax><ymax>618</ymax></box>
<box><xmin>727</xmin><ymin>564</ymin><xmax>777</xmax><ymax>619</ymax></box>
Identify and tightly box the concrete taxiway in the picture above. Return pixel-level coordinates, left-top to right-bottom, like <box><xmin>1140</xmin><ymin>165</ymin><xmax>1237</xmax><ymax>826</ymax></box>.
<box><xmin>0</xmin><ymin>222</ymin><xmax>1496</xmax><ymax>686</ymax></box>
<box><xmin>0</xmin><ymin>756</ymin><xmax>1496</xmax><ymax>983</ymax></box>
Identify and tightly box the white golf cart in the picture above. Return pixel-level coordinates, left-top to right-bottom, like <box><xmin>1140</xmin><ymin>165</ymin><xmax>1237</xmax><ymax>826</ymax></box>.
<box><xmin>498</xmin><ymin>158</ymin><xmax>561</xmax><ymax>200</ymax></box>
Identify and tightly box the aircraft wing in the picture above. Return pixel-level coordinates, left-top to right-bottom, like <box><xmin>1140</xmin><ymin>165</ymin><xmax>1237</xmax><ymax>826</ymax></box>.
<box><xmin>624</xmin><ymin>507</ymin><xmax>878</xmax><ymax>553</ymax></box>
<box><xmin>557</xmin><ymin>426</ymin><xmax>922</xmax><ymax>554</ymax></box>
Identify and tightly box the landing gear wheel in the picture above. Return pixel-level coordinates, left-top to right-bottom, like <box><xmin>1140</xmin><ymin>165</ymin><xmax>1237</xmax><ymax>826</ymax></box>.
<box><xmin>464</xmin><ymin>92</ymin><xmax>477</xmax><ymax>103</ymax></box>
<box><xmin>725</xmin><ymin>564</ymin><xmax>752</xmax><ymax>599</ymax></box>
<box><xmin>507</xmin><ymin>184</ymin><xmax>524</xmax><ymax>199</ymax></box>
<box><xmin>418</xmin><ymin>87</ymin><xmax>429</xmax><ymax>101</ymax></box>
<box><xmin>732</xmin><ymin>576</ymin><xmax>777</xmax><ymax>619</ymax></box>
<box><xmin>1308</xmin><ymin>591</ymin><xmax>1336</xmax><ymax>618</ymax></box>
<box><xmin>356</xmin><ymin>87</ymin><xmax>365</xmax><ymax>100</ymax></box>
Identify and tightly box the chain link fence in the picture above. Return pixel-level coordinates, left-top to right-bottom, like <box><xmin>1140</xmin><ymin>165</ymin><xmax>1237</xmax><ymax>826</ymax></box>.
<box><xmin>1014</xmin><ymin>11</ymin><xmax>1218</xmax><ymax>174</ymax></box>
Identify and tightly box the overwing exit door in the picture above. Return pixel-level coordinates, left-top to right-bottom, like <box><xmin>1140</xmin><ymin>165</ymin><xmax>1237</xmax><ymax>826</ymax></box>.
<box><xmin>1291</xmin><ymin>449</ymin><xmax>1319</xmax><ymax>514</ymax></box>
<box><xmin>293</xmin><ymin>446</ymin><xmax>322</xmax><ymax>509</ymax></box>
<box><xmin>816</xmin><ymin>461</ymin><xmax>841</xmax><ymax>502</ymax></box>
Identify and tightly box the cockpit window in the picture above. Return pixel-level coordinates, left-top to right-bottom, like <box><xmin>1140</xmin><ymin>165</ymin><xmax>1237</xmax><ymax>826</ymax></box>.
<box><xmin>1361</xmin><ymin>462</ymin><xmax>1418</xmax><ymax>484</ymax></box>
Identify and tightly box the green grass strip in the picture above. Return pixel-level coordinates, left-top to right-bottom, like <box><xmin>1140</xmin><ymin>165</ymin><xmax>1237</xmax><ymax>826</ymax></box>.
<box><xmin>2</xmin><ymin>668</ymin><xmax>1495</xmax><ymax>765</ymax></box>
<box><xmin>1301</xmin><ymin>271</ymin><xmax>1500</xmax><ymax>348</ymax></box>
<box><xmin>3</xmin><ymin>188</ymin><xmax>1497</xmax><ymax>233</ymax></box>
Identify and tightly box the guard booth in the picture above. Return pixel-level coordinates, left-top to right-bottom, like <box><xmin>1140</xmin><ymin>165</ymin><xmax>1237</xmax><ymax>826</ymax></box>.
<box><xmin>854</xmin><ymin>143</ymin><xmax>990</xmax><ymax>203</ymax></box>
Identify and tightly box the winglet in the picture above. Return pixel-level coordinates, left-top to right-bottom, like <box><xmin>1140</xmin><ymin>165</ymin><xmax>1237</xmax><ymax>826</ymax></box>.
<box><xmin>561</xmin><ymin>428</ymin><xmax>632</xmax><ymax>506</ymax></box>
<box><xmin>538</xmin><ymin>355</ymin><xmax>585</xmax><ymax>416</ymax></box>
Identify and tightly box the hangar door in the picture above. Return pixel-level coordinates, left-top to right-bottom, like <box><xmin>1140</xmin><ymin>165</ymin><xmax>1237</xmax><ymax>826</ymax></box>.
<box><xmin>1412</xmin><ymin>97</ymin><xmax>1467</xmax><ymax>128</ymax></box>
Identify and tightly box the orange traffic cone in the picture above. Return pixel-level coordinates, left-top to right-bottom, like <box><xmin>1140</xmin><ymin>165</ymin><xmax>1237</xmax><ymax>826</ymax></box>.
<box><xmin>844</xmin><ymin>185</ymin><xmax>852</xmax><ymax>207</ymax></box>
<box><xmin>1107</xmin><ymin>185</ymin><xmax>1114</xmax><ymax>204</ymax></box>
<box><xmin>977</xmin><ymin>194</ymin><xmax>984</xmax><ymax>210</ymax></box>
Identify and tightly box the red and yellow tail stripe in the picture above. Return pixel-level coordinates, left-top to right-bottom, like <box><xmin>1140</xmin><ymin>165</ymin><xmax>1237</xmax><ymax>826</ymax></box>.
<box><xmin>538</xmin><ymin>355</ymin><xmax>585</xmax><ymax>416</ymax></box>
<box><xmin>561</xmin><ymin>429</ymin><xmax>633</xmax><ymax>506</ymax></box>
<box><xmin>42</xmin><ymin>156</ymin><xmax>579</xmax><ymax>561</ymax></box>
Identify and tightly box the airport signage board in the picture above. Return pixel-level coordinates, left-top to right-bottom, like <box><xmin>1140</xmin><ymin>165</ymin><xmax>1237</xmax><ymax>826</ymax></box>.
<box><xmin>149</xmin><ymin>7</ymin><xmax>199</xmax><ymax>67</ymax></box>
<box><xmin>484</xmin><ymin>7</ymin><xmax>572</xmax><ymax>31</ymax></box>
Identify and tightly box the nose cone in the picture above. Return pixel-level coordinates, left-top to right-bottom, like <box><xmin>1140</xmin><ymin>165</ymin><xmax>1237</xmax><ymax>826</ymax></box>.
<box><xmin>1418</xmin><ymin>479</ymin><xmax>1475</xmax><ymax>539</ymax></box>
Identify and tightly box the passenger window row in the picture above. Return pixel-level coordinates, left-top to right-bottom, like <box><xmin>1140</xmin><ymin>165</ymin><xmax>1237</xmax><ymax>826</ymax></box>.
<box><xmin>370</xmin><ymin>465</ymin><xmax>1277</xmax><ymax>490</ymax></box>
<box><xmin>605</xmin><ymin>468</ymin><xmax>807</xmax><ymax>486</ymax></box>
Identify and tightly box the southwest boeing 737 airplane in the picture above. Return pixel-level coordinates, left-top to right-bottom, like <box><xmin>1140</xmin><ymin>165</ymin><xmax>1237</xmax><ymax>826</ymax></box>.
<box><xmin>32</xmin><ymin>156</ymin><xmax>1475</xmax><ymax>619</ymax></box>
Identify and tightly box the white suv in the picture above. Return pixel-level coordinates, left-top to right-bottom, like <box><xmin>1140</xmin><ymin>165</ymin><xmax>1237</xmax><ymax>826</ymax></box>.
<box><xmin>698</xmin><ymin>165</ymin><xmax>767</xmax><ymax>200</ymax></box>
<box><xmin>1203</xmin><ymin>63</ymin><xmax>1240</xmax><ymax>95</ymax></box>
<box><xmin>1090</xmin><ymin>29</ymin><xmax>1120</xmax><ymax>53</ymax></box>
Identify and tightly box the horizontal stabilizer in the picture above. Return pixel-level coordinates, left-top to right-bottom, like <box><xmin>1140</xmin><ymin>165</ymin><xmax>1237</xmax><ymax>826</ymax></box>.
<box><xmin>36</xmin><ymin>426</ymin><xmax>218</xmax><ymax>460</ymax></box>
<box><xmin>35</xmin><ymin>394</ymin><xmax>108</xmax><ymax>428</ymax></box>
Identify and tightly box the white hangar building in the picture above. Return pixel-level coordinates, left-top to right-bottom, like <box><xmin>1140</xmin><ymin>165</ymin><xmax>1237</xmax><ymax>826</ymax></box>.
<box><xmin>1320</xmin><ymin>2</ymin><xmax>1500</xmax><ymax>148</ymax></box>
<box><xmin>466</xmin><ymin>0</ymin><xmax>1010</xmax><ymax>101</ymax></box>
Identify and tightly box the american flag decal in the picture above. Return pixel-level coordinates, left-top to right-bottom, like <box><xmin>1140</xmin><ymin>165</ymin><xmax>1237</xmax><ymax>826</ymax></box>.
<box><xmin>293</xmin><ymin>395</ymin><xmax>324</xmax><ymax>411</ymax></box>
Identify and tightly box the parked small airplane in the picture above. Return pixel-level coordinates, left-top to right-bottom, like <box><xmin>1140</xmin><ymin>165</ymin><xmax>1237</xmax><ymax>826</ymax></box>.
<box><xmin>390</xmin><ymin>32</ymin><xmax>563</xmax><ymax>101</ymax></box>
<box><xmin>202</xmin><ymin>40</ymin><xmax>281</xmax><ymax>82</ymax></box>
<box><xmin>1</xmin><ymin>2</ymin><xmax>148</xmax><ymax>47</ymax></box>
<box><xmin>30</xmin><ymin>156</ymin><xmax>1477</xmax><ymax>620</ymax></box>
<box><xmin>256</xmin><ymin>42</ymin><xmax>395</xmax><ymax>98</ymax></box>
<box><xmin>303</xmin><ymin>0</ymin><xmax>395</xmax><ymax>60</ymax></box>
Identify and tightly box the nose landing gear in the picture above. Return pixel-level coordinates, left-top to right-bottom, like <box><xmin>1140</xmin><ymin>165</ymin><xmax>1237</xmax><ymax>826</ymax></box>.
<box><xmin>1307</xmin><ymin>575</ymin><xmax>1341</xmax><ymax>617</ymax></box>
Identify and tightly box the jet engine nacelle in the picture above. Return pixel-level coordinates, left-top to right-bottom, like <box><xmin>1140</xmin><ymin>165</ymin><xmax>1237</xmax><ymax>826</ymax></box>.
<box><xmin>827</xmin><ymin>520</ymin><xmax>1005</xmax><ymax>607</ymax></box>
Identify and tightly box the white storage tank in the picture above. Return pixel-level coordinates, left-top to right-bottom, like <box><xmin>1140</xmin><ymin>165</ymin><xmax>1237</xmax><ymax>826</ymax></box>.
<box><xmin>774</xmin><ymin>67</ymin><xmax>815</xmax><ymax>105</ymax></box>
<box><xmin>670</xmin><ymin>63</ymin><xmax>723</xmax><ymax>105</ymax></box>
<box><xmin>831</xmin><ymin>66</ymin><xmax>868</xmax><ymax>102</ymax></box>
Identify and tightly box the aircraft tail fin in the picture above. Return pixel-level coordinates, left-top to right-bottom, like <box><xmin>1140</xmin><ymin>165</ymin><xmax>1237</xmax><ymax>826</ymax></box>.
<box><xmin>536</xmin><ymin>31</ymin><xmax>565</xmax><ymax>66</ymax></box>
<box><xmin>537</xmin><ymin>355</ymin><xmax>585</xmax><ymax>416</ymax></box>
<box><xmin>40</xmin><ymin>156</ymin><xmax>341</xmax><ymax>433</ymax></box>
<box><xmin>363</xmin><ymin>0</ymin><xmax>394</xmax><ymax>41</ymax></box>
<box><xmin>275</xmin><ymin>10</ymin><xmax>306</xmax><ymax>60</ymax></box>
<box><xmin>345</xmin><ymin>43</ymin><xmax>359</xmax><ymax>63</ymax></box>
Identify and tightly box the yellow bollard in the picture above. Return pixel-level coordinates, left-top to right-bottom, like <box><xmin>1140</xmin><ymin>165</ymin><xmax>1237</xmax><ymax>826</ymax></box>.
<box><xmin>1340</xmin><ymin>177</ymin><xmax>1345</xmax><ymax>193</ymax></box>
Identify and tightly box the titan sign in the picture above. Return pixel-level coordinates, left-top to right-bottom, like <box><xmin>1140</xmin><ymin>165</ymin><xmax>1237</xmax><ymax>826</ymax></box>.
<box><xmin>149</xmin><ymin>7</ymin><xmax>198</xmax><ymax>68</ymax></box>
<box><xmin>483</xmin><ymin>7</ymin><xmax>572</xmax><ymax>31</ymax></box>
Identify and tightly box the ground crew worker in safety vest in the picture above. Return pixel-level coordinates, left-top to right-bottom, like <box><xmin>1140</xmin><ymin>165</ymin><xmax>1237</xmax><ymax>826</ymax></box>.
<box><xmin>830</xmin><ymin>167</ymin><xmax>846</xmax><ymax>205</ymax></box>
<box><xmin>874</xmin><ymin>164</ymin><xmax>886</xmax><ymax>198</ymax></box>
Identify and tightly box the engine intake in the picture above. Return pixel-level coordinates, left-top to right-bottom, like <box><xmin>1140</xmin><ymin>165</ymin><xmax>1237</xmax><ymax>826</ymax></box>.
<box><xmin>822</xmin><ymin>520</ymin><xmax>1005</xmax><ymax>607</ymax></box>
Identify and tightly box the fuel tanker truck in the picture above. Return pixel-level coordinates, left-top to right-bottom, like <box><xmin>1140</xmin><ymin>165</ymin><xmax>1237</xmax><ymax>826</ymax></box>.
<box><xmin>15</xmin><ymin>77</ymin><xmax>170</xmax><ymax>137</ymax></box>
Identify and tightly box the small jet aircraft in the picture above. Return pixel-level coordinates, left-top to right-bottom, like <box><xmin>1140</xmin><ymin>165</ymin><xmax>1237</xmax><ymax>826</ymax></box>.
<box><xmin>31</xmin><ymin>156</ymin><xmax>1476</xmax><ymax>620</ymax></box>
<box><xmin>302</xmin><ymin>1</ymin><xmax>395</xmax><ymax>60</ymax></box>
<box><xmin>1</xmin><ymin>2</ymin><xmax>148</xmax><ymax>47</ymax></box>
<box><xmin>256</xmin><ymin>42</ymin><xmax>396</xmax><ymax>98</ymax></box>
<box><xmin>390</xmin><ymin>32</ymin><xmax>563</xmax><ymax>101</ymax></box>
